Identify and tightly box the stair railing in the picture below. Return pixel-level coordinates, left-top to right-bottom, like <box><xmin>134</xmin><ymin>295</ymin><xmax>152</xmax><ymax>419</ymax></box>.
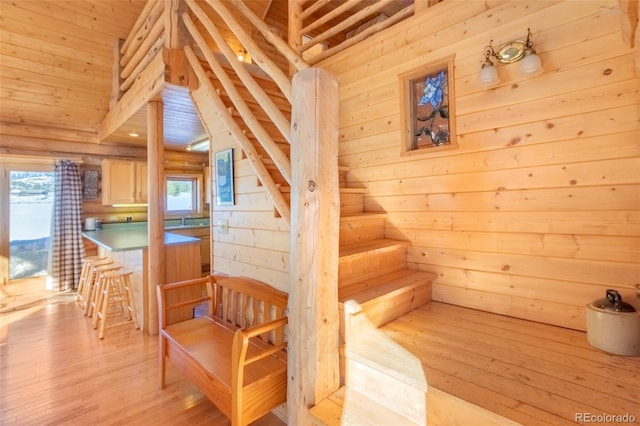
<box><xmin>181</xmin><ymin>0</ymin><xmax>313</xmax><ymax>222</ymax></box>
<box><xmin>111</xmin><ymin>0</ymin><xmax>166</xmax><ymax>107</ymax></box>
<box><xmin>290</xmin><ymin>0</ymin><xmax>415</xmax><ymax>65</ymax></box>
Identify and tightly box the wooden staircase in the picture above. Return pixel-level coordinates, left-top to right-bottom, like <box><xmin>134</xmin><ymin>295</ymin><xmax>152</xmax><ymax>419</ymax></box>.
<box><xmin>336</xmin><ymin>167</ymin><xmax>436</xmax><ymax>382</ymax></box>
<box><xmin>311</xmin><ymin>300</ymin><xmax>429</xmax><ymax>426</ymax></box>
<box><xmin>336</xmin><ymin>167</ymin><xmax>436</xmax><ymax>328</ymax></box>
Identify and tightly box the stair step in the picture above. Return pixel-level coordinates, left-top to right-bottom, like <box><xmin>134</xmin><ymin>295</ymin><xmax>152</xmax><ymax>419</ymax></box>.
<box><xmin>339</xmin><ymin>269</ymin><xmax>436</xmax><ymax>327</ymax></box>
<box><xmin>340</xmin><ymin>212</ymin><xmax>386</xmax><ymax>245</ymax></box>
<box><xmin>276</xmin><ymin>186</ymin><xmax>366</xmax><ymax>194</ymax></box>
<box><xmin>339</xmin><ymin>239</ymin><xmax>409</xmax><ymax>287</ymax></box>
<box><xmin>310</xmin><ymin>386</ymin><xmax>422</xmax><ymax>426</ymax></box>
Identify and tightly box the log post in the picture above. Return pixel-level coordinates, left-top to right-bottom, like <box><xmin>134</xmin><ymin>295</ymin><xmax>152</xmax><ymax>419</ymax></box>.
<box><xmin>147</xmin><ymin>100</ymin><xmax>165</xmax><ymax>335</ymax></box>
<box><xmin>287</xmin><ymin>67</ymin><xmax>340</xmax><ymax>423</ymax></box>
<box><xmin>288</xmin><ymin>0</ymin><xmax>303</xmax><ymax>75</ymax></box>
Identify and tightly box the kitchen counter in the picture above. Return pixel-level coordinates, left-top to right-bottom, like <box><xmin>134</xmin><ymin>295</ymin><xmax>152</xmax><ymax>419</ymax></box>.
<box><xmin>82</xmin><ymin>222</ymin><xmax>198</xmax><ymax>252</ymax></box>
<box><xmin>81</xmin><ymin>222</ymin><xmax>201</xmax><ymax>335</ymax></box>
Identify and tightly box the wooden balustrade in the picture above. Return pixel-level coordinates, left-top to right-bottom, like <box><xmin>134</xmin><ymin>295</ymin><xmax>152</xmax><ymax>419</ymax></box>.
<box><xmin>181</xmin><ymin>9</ymin><xmax>292</xmax><ymax>185</ymax></box>
<box><xmin>291</xmin><ymin>0</ymin><xmax>416</xmax><ymax>65</ymax></box>
<box><xmin>184</xmin><ymin>46</ymin><xmax>291</xmax><ymax>222</ymax></box>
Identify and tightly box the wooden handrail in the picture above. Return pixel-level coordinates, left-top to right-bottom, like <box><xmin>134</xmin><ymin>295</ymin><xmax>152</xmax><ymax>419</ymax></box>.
<box><xmin>120</xmin><ymin>0</ymin><xmax>160</xmax><ymax>55</ymax></box>
<box><xmin>227</xmin><ymin>0</ymin><xmax>309</xmax><ymax>73</ymax></box>
<box><xmin>299</xmin><ymin>0</ymin><xmax>332</xmax><ymax>21</ymax></box>
<box><xmin>121</xmin><ymin>0</ymin><xmax>165</xmax><ymax>67</ymax></box>
<box><xmin>120</xmin><ymin>35</ymin><xmax>166</xmax><ymax>92</ymax></box>
<box><xmin>308</xmin><ymin>3</ymin><xmax>414</xmax><ymax>65</ymax></box>
<box><xmin>301</xmin><ymin>0</ymin><xmax>395</xmax><ymax>51</ymax></box>
<box><xmin>203</xmin><ymin>0</ymin><xmax>299</xmax><ymax>101</ymax></box>
<box><xmin>184</xmin><ymin>0</ymin><xmax>292</xmax><ymax>143</ymax></box>
<box><xmin>183</xmin><ymin>13</ymin><xmax>292</xmax><ymax>185</ymax></box>
<box><xmin>185</xmin><ymin>46</ymin><xmax>292</xmax><ymax>222</ymax></box>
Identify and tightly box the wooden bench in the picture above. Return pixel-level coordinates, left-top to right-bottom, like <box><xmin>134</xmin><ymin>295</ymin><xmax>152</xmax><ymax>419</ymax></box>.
<box><xmin>157</xmin><ymin>275</ymin><xmax>288</xmax><ymax>426</ymax></box>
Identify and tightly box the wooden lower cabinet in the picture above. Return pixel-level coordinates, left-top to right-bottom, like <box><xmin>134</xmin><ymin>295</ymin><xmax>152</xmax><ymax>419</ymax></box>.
<box><xmin>165</xmin><ymin>227</ymin><xmax>210</xmax><ymax>275</ymax></box>
<box><xmin>99</xmin><ymin>240</ymin><xmax>200</xmax><ymax>334</ymax></box>
<box><xmin>82</xmin><ymin>237</ymin><xmax>98</xmax><ymax>257</ymax></box>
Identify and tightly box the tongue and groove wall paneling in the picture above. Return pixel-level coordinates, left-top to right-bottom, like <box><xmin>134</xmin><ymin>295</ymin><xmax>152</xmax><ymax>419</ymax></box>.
<box><xmin>194</xmin><ymin>85</ymin><xmax>291</xmax><ymax>293</ymax></box>
<box><xmin>320</xmin><ymin>0</ymin><xmax>640</xmax><ymax>330</ymax></box>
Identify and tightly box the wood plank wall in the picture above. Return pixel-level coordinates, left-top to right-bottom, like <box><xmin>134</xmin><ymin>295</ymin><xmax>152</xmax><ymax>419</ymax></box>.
<box><xmin>195</xmin><ymin>85</ymin><xmax>290</xmax><ymax>292</ymax></box>
<box><xmin>316</xmin><ymin>0</ymin><xmax>640</xmax><ymax>330</ymax></box>
<box><xmin>0</xmin><ymin>135</ymin><xmax>207</xmax><ymax>225</ymax></box>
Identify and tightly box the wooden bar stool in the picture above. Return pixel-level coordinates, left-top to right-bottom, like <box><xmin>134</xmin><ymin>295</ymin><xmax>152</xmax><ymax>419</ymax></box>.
<box><xmin>83</xmin><ymin>263</ymin><xmax>122</xmax><ymax>317</ymax></box>
<box><xmin>79</xmin><ymin>260</ymin><xmax>115</xmax><ymax>313</ymax></box>
<box><xmin>76</xmin><ymin>256</ymin><xmax>108</xmax><ymax>304</ymax></box>
<box><xmin>93</xmin><ymin>271</ymin><xmax>140</xmax><ymax>339</ymax></box>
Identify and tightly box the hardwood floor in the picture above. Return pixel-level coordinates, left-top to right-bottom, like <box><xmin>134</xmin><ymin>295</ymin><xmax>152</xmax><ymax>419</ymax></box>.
<box><xmin>381</xmin><ymin>302</ymin><xmax>640</xmax><ymax>425</ymax></box>
<box><xmin>0</xmin><ymin>298</ymin><xmax>284</xmax><ymax>425</ymax></box>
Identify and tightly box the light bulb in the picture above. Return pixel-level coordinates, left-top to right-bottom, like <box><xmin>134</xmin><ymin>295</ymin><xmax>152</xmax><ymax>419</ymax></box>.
<box><xmin>520</xmin><ymin>49</ymin><xmax>543</xmax><ymax>76</ymax></box>
<box><xmin>479</xmin><ymin>62</ymin><xmax>500</xmax><ymax>87</ymax></box>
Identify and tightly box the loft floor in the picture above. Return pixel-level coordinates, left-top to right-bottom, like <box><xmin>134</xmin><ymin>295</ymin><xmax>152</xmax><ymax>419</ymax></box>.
<box><xmin>380</xmin><ymin>302</ymin><xmax>640</xmax><ymax>425</ymax></box>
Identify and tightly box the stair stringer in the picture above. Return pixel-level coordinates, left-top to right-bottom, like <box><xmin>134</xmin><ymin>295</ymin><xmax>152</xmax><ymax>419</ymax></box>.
<box><xmin>187</xmin><ymin>50</ymin><xmax>291</xmax><ymax>222</ymax></box>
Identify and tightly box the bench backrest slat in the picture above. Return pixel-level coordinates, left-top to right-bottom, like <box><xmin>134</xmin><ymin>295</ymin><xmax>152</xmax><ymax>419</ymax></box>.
<box><xmin>211</xmin><ymin>275</ymin><xmax>288</xmax><ymax>346</ymax></box>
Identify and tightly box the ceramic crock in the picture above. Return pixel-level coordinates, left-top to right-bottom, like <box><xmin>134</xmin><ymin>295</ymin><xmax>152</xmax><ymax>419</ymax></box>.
<box><xmin>586</xmin><ymin>289</ymin><xmax>640</xmax><ymax>356</ymax></box>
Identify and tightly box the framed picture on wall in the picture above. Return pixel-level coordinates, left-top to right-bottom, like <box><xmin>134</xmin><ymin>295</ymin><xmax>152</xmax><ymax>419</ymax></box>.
<box><xmin>215</xmin><ymin>148</ymin><xmax>234</xmax><ymax>206</ymax></box>
<box><xmin>400</xmin><ymin>56</ymin><xmax>457</xmax><ymax>153</ymax></box>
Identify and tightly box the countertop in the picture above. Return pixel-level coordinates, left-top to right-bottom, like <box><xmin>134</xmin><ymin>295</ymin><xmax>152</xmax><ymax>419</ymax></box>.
<box><xmin>82</xmin><ymin>222</ymin><xmax>199</xmax><ymax>252</ymax></box>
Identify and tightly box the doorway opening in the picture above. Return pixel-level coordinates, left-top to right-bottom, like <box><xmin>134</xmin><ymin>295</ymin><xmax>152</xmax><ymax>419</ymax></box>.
<box><xmin>9</xmin><ymin>171</ymin><xmax>54</xmax><ymax>280</ymax></box>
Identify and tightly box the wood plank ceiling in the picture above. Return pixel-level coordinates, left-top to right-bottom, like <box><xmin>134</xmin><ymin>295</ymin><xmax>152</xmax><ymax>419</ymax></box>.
<box><xmin>0</xmin><ymin>0</ymin><xmax>415</xmax><ymax>151</ymax></box>
<box><xmin>0</xmin><ymin>0</ymin><xmax>148</xmax><ymax>146</ymax></box>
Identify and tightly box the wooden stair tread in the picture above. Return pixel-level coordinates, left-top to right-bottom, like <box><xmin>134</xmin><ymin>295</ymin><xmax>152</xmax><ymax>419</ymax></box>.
<box><xmin>339</xmin><ymin>269</ymin><xmax>436</xmax><ymax>304</ymax></box>
<box><xmin>339</xmin><ymin>187</ymin><xmax>367</xmax><ymax>194</ymax></box>
<box><xmin>339</xmin><ymin>212</ymin><xmax>387</xmax><ymax>222</ymax></box>
<box><xmin>277</xmin><ymin>186</ymin><xmax>366</xmax><ymax>194</ymax></box>
<box><xmin>310</xmin><ymin>386</ymin><xmax>419</xmax><ymax>426</ymax></box>
<box><xmin>339</xmin><ymin>238</ymin><xmax>409</xmax><ymax>258</ymax></box>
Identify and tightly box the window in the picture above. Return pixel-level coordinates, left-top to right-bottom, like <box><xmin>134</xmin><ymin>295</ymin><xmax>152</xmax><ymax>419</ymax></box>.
<box><xmin>165</xmin><ymin>173</ymin><xmax>203</xmax><ymax>216</ymax></box>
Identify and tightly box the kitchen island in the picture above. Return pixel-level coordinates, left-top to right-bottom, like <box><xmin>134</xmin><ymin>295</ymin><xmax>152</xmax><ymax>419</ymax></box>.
<box><xmin>82</xmin><ymin>223</ymin><xmax>201</xmax><ymax>334</ymax></box>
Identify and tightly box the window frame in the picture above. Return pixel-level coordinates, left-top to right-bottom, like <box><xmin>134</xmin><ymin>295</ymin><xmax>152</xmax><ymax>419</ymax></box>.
<box><xmin>165</xmin><ymin>173</ymin><xmax>203</xmax><ymax>218</ymax></box>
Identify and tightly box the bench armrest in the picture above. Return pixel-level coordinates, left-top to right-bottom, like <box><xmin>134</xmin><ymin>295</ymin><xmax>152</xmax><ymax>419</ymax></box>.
<box><xmin>157</xmin><ymin>277</ymin><xmax>213</xmax><ymax>329</ymax></box>
<box><xmin>231</xmin><ymin>315</ymin><xmax>288</xmax><ymax>388</ymax></box>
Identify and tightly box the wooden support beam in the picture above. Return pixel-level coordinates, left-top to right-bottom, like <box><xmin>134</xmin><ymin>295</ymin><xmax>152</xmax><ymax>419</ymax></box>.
<box><xmin>147</xmin><ymin>100</ymin><xmax>165</xmax><ymax>336</ymax></box>
<box><xmin>288</xmin><ymin>0</ymin><xmax>303</xmax><ymax>75</ymax></box>
<box><xmin>287</xmin><ymin>67</ymin><xmax>340</xmax><ymax>423</ymax></box>
<box><xmin>165</xmin><ymin>0</ymin><xmax>190</xmax><ymax>49</ymax></box>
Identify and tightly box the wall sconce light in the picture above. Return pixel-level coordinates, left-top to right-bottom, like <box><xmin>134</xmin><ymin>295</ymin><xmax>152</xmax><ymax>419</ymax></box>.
<box><xmin>237</xmin><ymin>49</ymin><xmax>247</xmax><ymax>62</ymax></box>
<box><xmin>479</xmin><ymin>28</ymin><xmax>543</xmax><ymax>87</ymax></box>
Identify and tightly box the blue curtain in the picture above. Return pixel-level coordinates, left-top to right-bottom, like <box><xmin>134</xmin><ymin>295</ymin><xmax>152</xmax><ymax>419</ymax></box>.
<box><xmin>48</xmin><ymin>160</ymin><xmax>85</xmax><ymax>291</ymax></box>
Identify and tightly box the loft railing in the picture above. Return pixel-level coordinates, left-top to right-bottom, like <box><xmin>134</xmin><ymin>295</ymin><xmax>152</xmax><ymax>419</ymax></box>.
<box><xmin>109</xmin><ymin>0</ymin><xmax>421</xmax><ymax>220</ymax></box>
<box><xmin>111</xmin><ymin>0</ymin><xmax>165</xmax><ymax>107</ymax></box>
<box><xmin>291</xmin><ymin>0</ymin><xmax>416</xmax><ymax>65</ymax></box>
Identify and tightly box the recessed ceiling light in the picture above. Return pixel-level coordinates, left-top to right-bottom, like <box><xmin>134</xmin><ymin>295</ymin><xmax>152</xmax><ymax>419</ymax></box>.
<box><xmin>128</xmin><ymin>131</ymin><xmax>139</xmax><ymax>137</ymax></box>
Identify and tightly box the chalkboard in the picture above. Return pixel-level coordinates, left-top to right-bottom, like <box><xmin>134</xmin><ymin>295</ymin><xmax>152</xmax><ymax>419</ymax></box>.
<box><xmin>83</xmin><ymin>169</ymin><xmax>99</xmax><ymax>199</ymax></box>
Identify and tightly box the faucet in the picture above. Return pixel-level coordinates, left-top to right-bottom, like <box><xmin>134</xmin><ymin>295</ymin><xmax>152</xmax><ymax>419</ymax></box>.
<box><xmin>181</xmin><ymin>215</ymin><xmax>193</xmax><ymax>226</ymax></box>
